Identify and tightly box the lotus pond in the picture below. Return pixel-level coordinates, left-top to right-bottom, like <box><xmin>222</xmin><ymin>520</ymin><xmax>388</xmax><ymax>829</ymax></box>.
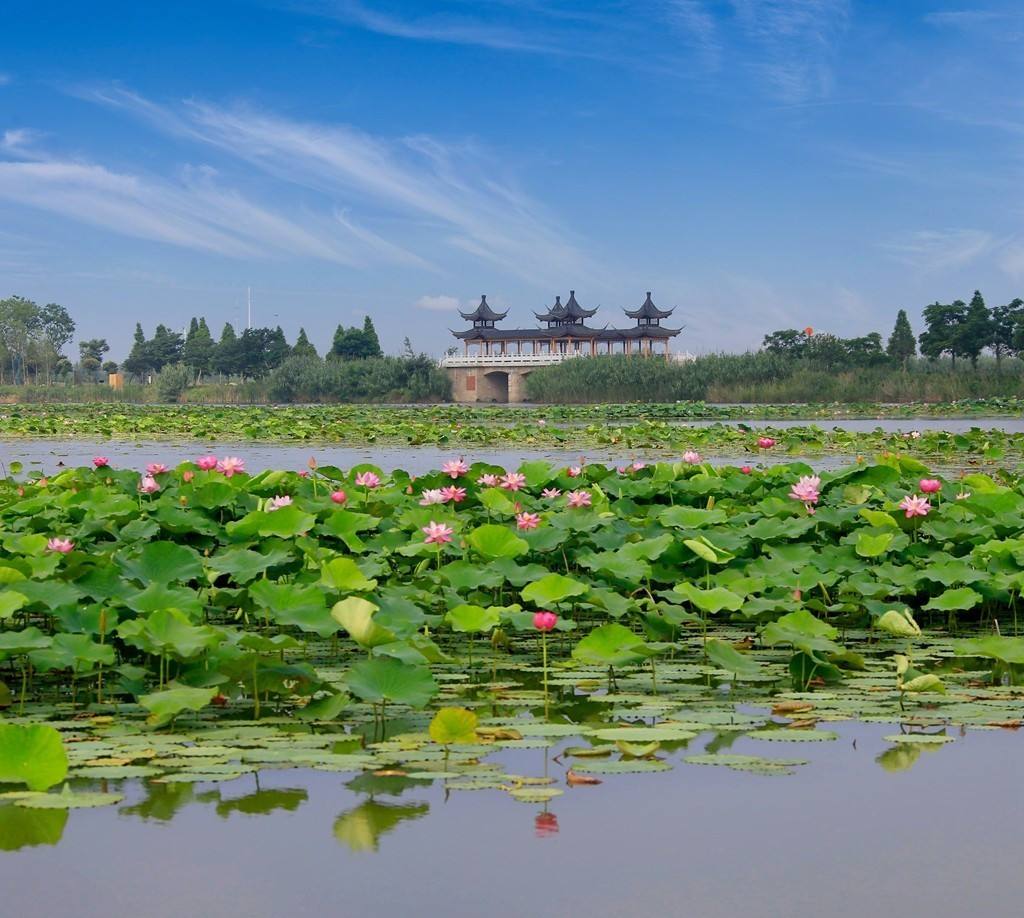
<box><xmin>1</xmin><ymin>447</ymin><xmax>1024</xmax><ymax>916</ymax></box>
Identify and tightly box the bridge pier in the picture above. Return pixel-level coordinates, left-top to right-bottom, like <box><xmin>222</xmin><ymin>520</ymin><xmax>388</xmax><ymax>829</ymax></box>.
<box><xmin>446</xmin><ymin>366</ymin><xmax>532</xmax><ymax>403</ymax></box>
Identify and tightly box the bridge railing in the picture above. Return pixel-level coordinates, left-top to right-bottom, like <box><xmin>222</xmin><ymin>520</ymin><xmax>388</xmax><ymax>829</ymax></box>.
<box><xmin>439</xmin><ymin>352</ymin><xmax>581</xmax><ymax>368</ymax></box>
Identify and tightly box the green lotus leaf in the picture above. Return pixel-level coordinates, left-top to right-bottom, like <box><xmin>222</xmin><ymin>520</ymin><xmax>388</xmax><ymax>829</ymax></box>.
<box><xmin>445</xmin><ymin>604</ymin><xmax>501</xmax><ymax>634</ymax></box>
<box><xmin>320</xmin><ymin>557</ymin><xmax>378</xmax><ymax>592</ymax></box>
<box><xmin>704</xmin><ymin>638</ymin><xmax>764</xmax><ymax>677</ymax></box>
<box><xmin>429</xmin><ymin>707</ymin><xmax>478</xmax><ymax>745</ymax></box>
<box><xmin>521</xmin><ymin>573</ymin><xmax>588</xmax><ymax>605</ymax></box>
<box><xmin>855</xmin><ymin>531</ymin><xmax>894</xmax><ymax>558</ymax></box>
<box><xmin>923</xmin><ymin>587</ymin><xmax>983</xmax><ymax>612</ymax></box>
<box><xmin>346</xmin><ymin>657</ymin><xmax>438</xmax><ymax>709</ymax></box>
<box><xmin>250</xmin><ymin>580</ymin><xmax>335</xmax><ymax>637</ymax></box>
<box><xmin>15</xmin><ymin>785</ymin><xmax>123</xmax><ymax>809</ymax></box>
<box><xmin>572</xmin><ymin>623</ymin><xmax>663</xmax><ymax>667</ymax></box>
<box><xmin>0</xmin><ymin>724</ymin><xmax>68</xmax><ymax>791</ymax></box>
<box><xmin>121</xmin><ymin>541</ymin><xmax>203</xmax><ymax>585</ymax></box>
<box><xmin>139</xmin><ymin>685</ymin><xmax>219</xmax><ymax>727</ymax></box>
<box><xmin>466</xmin><ymin>524</ymin><xmax>528</xmax><ymax>560</ymax></box>
<box><xmin>331</xmin><ymin>597</ymin><xmax>395</xmax><ymax>648</ymax></box>
<box><xmin>876</xmin><ymin>609</ymin><xmax>922</xmax><ymax>638</ymax></box>
<box><xmin>955</xmin><ymin>635</ymin><xmax>1024</xmax><ymax>665</ymax></box>
<box><xmin>674</xmin><ymin>583</ymin><xmax>743</xmax><ymax>614</ymax></box>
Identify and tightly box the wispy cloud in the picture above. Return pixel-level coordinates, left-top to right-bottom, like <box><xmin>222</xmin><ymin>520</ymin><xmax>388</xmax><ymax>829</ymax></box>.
<box><xmin>729</xmin><ymin>0</ymin><xmax>850</xmax><ymax>102</ymax></box>
<box><xmin>0</xmin><ymin>158</ymin><xmax>361</xmax><ymax>264</ymax></box>
<box><xmin>415</xmin><ymin>294</ymin><xmax>461</xmax><ymax>311</ymax></box>
<box><xmin>82</xmin><ymin>86</ymin><xmax>593</xmax><ymax>284</ymax></box>
<box><xmin>666</xmin><ymin>1</ymin><xmax>722</xmax><ymax>68</ymax></box>
<box><xmin>1</xmin><ymin>128</ymin><xmax>43</xmax><ymax>153</ymax></box>
<box><xmin>881</xmin><ymin>228</ymin><xmax>995</xmax><ymax>271</ymax></box>
<box><xmin>924</xmin><ymin>8</ymin><xmax>1024</xmax><ymax>37</ymax></box>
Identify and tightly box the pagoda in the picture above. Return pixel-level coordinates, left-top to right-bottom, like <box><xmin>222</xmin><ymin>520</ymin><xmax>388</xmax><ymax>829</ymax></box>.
<box><xmin>452</xmin><ymin>291</ymin><xmax>682</xmax><ymax>357</ymax></box>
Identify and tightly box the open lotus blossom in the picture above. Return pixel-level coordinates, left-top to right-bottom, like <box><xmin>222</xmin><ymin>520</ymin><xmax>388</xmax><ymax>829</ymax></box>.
<box><xmin>567</xmin><ymin>465</ymin><xmax>583</xmax><ymax>478</ymax></box>
<box><xmin>330</xmin><ymin>489</ymin><xmax>348</xmax><ymax>504</ymax></box>
<box><xmin>267</xmin><ymin>495</ymin><xmax>293</xmax><ymax>511</ymax></box>
<box><xmin>419</xmin><ymin>488</ymin><xmax>446</xmax><ymax>506</ymax></box>
<box><xmin>422</xmin><ymin>520</ymin><xmax>454</xmax><ymax>545</ymax></box>
<box><xmin>500</xmin><ymin>471</ymin><xmax>527</xmax><ymax>491</ymax></box>
<box><xmin>354</xmin><ymin>471</ymin><xmax>380</xmax><ymax>489</ymax></box>
<box><xmin>899</xmin><ymin>494</ymin><xmax>931</xmax><ymax>518</ymax></box>
<box><xmin>138</xmin><ymin>475</ymin><xmax>160</xmax><ymax>494</ymax></box>
<box><xmin>631</xmin><ymin>460</ymin><xmax>647</xmax><ymax>471</ymax></box>
<box><xmin>46</xmin><ymin>537</ymin><xmax>74</xmax><ymax>553</ymax></box>
<box><xmin>516</xmin><ymin>511</ymin><xmax>541</xmax><ymax>530</ymax></box>
<box><xmin>477</xmin><ymin>473</ymin><xmax>500</xmax><ymax>487</ymax></box>
<box><xmin>442</xmin><ymin>458</ymin><xmax>470</xmax><ymax>478</ymax></box>
<box><xmin>297</xmin><ymin>470</ymin><xmax>309</xmax><ymax>478</ymax></box>
<box><xmin>909</xmin><ymin>431</ymin><xmax>921</xmax><ymax>440</ymax></box>
<box><xmin>146</xmin><ymin>463</ymin><xmax>169</xmax><ymax>475</ymax></box>
<box><xmin>740</xmin><ymin>465</ymin><xmax>753</xmax><ymax>475</ymax></box>
<box><xmin>956</xmin><ymin>490</ymin><xmax>971</xmax><ymax>501</ymax></box>
<box><xmin>683</xmin><ymin>450</ymin><xmax>702</xmax><ymax>465</ymax></box>
<box><xmin>196</xmin><ymin>455</ymin><xmax>219</xmax><ymax>470</ymax></box>
<box><xmin>92</xmin><ymin>456</ymin><xmax>109</xmax><ymax>468</ymax></box>
<box><xmin>617</xmin><ymin>466</ymin><xmax>629</xmax><ymax>474</ymax></box>
<box><xmin>566</xmin><ymin>489</ymin><xmax>592</xmax><ymax>508</ymax></box>
<box><xmin>533</xmin><ymin>610</ymin><xmax>558</xmax><ymax>631</ymax></box>
<box><xmin>440</xmin><ymin>485</ymin><xmax>467</xmax><ymax>503</ymax></box>
<box><xmin>757</xmin><ymin>437</ymin><xmax>776</xmax><ymax>449</ymax></box>
<box><xmin>919</xmin><ymin>478</ymin><xmax>941</xmax><ymax>494</ymax></box>
<box><xmin>789</xmin><ymin>475</ymin><xmax>821</xmax><ymax>506</ymax></box>
<box><xmin>541</xmin><ymin>487</ymin><xmax>562</xmax><ymax>499</ymax></box>
<box><xmin>218</xmin><ymin>456</ymin><xmax>246</xmax><ymax>478</ymax></box>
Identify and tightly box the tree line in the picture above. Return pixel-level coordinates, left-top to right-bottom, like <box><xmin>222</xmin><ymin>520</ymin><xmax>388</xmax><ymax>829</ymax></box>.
<box><xmin>762</xmin><ymin>291</ymin><xmax>1024</xmax><ymax>370</ymax></box>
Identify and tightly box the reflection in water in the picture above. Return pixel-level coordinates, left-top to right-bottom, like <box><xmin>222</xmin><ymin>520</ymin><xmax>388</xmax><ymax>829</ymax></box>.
<box><xmin>118</xmin><ymin>781</ymin><xmax>198</xmax><ymax>823</ymax></box>
<box><xmin>534</xmin><ymin>810</ymin><xmax>559</xmax><ymax>838</ymax></box>
<box><xmin>333</xmin><ymin>799</ymin><xmax>430</xmax><ymax>853</ymax></box>
<box><xmin>0</xmin><ymin>805</ymin><xmax>68</xmax><ymax>851</ymax></box>
<box><xmin>216</xmin><ymin>788</ymin><xmax>308</xmax><ymax>819</ymax></box>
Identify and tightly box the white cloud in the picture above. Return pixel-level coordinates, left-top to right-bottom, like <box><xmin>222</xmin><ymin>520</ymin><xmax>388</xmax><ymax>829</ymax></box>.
<box><xmin>881</xmin><ymin>228</ymin><xmax>994</xmax><ymax>271</ymax></box>
<box><xmin>0</xmin><ymin>158</ymin><xmax>361</xmax><ymax>264</ymax></box>
<box><xmin>415</xmin><ymin>294</ymin><xmax>461</xmax><ymax>312</ymax></box>
<box><xmin>1</xmin><ymin>128</ymin><xmax>42</xmax><ymax>152</ymax></box>
<box><xmin>82</xmin><ymin>87</ymin><xmax>593</xmax><ymax>285</ymax></box>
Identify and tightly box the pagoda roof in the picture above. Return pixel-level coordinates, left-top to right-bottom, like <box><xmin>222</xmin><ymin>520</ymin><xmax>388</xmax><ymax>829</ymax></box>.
<box><xmin>452</xmin><ymin>324</ymin><xmax>681</xmax><ymax>342</ymax></box>
<box><xmin>459</xmin><ymin>295</ymin><xmax>508</xmax><ymax>322</ymax></box>
<box><xmin>624</xmin><ymin>292</ymin><xmax>675</xmax><ymax>321</ymax></box>
<box><xmin>534</xmin><ymin>290</ymin><xmax>598</xmax><ymax>323</ymax></box>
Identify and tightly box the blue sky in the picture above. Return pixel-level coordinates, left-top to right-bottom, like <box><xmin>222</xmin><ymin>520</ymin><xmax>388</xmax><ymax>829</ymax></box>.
<box><xmin>3</xmin><ymin>1</ymin><xmax>1024</xmax><ymax>359</ymax></box>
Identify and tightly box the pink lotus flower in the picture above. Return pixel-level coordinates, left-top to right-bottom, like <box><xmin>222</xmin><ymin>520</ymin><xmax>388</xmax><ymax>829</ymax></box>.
<box><xmin>297</xmin><ymin>470</ymin><xmax>309</xmax><ymax>478</ymax></box>
<box><xmin>541</xmin><ymin>487</ymin><xmax>562</xmax><ymax>499</ymax></box>
<box><xmin>138</xmin><ymin>475</ymin><xmax>160</xmax><ymax>494</ymax></box>
<box><xmin>422</xmin><ymin>520</ymin><xmax>454</xmax><ymax>545</ymax></box>
<box><xmin>182</xmin><ymin>470</ymin><xmax>195</xmax><ymax>483</ymax></box>
<box><xmin>740</xmin><ymin>465</ymin><xmax>753</xmax><ymax>475</ymax></box>
<box><xmin>501</xmin><ymin>471</ymin><xmax>527</xmax><ymax>492</ymax></box>
<box><xmin>516</xmin><ymin>511</ymin><xmax>541</xmax><ymax>530</ymax></box>
<box><xmin>566</xmin><ymin>489</ymin><xmax>592</xmax><ymax>508</ymax></box>
<box><xmin>267</xmin><ymin>495</ymin><xmax>293</xmax><ymax>511</ymax></box>
<box><xmin>757</xmin><ymin>437</ymin><xmax>776</xmax><ymax>449</ymax></box>
<box><xmin>683</xmin><ymin>450</ymin><xmax>702</xmax><ymax>465</ymax></box>
<box><xmin>440</xmin><ymin>485</ymin><xmax>467</xmax><ymax>504</ymax></box>
<box><xmin>631</xmin><ymin>460</ymin><xmax>647</xmax><ymax>471</ymax></box>
<box><xmin>355</xmin><ymin>471</ymin><xmax>380</xmax><ymax>489</ymax></box>
<box><xmin>537</xmin><ymin>419</ymin><xmax>546</xmax><ymax>427</ymax></box>
<box><xmin>419</xmin><ymin>488</ymin><xmax>446</xmax><ymax>506</ymax></box>
<box><xmin>919</xmin><ymin>478</ymin><xmax>941</xmax><ymax>494</ymax></box>
<box><xmin>533</xmin><ymin>610</ymin><xmax>558</xmax><ymax>631</ymax></box>
<box><xmin>218</xmin><ymin>456</ymin><xmax>246</xmax><ymax>478</ymax></box>
<box><xmin>476</xmin><ymin>473</ymin><xmax>499</xmax><ymax>487</ymax></box>
<box><xmin>331</xmin><ymin>490</ymin><xmax>348</xmax><ymax>504</ymax></box>
<box><xmin>567</xmin><ymin>465</ymin><xmax>583</xmax><ymax>478</ymax></box>
<box><xmin>146</xmin><ymin>463</ymin><xmax>169</xmax><ymax>475</ymax></box>
<box><xmin>46</xmin><ymin>537</ymin><xmax>74</xmax><ymax>554</ymax></box>
<box><xmin>617</xmin><ymin>465</ymin><xmax>629</xmax><ymax>474</ymax></box>
<box><xmin>92</xmin><ymin>456</ymin><xmax>109</xmax><ymax>468</ymax></box>
<box><xmin>899</xmin><ymin>494</ymin><xmax>931</xmax><ymax>518</ymax></box>
<box><xmin>196</xmin><ymin>455</ymin><xmax>218</xmax><ymax>470</ymax></box>
<box><xmin>442</xmin><ymin>458</ymin><xmax>470</xmax><ymax>479</ymax></box>
<box><xmin>789</xmin><ymin>475</ymin><xmax>821</xmax><ymax>506</ymax></box>
<box><xmin>307</xmin><ymin>456</ymin><xmax>318</xmax><ymax>470</ymax></box>
<box><xmin>909</xmin><ymin>431</ymin><xmax>921</xmax><ymax>440</ymax></box>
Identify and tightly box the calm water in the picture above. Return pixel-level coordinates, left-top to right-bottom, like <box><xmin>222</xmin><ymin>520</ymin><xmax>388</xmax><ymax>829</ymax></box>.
<box><xmin>0</xmin><ymin>721</ymin><xmax>1021</xmax><ymax>917</ymax></box>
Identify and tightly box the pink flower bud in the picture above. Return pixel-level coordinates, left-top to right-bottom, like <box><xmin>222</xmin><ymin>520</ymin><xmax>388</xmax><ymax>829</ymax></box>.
<box><xmin>533</xmin><ymin>611</ymin><xmax>558</xmax><ymax>631</ymax></box>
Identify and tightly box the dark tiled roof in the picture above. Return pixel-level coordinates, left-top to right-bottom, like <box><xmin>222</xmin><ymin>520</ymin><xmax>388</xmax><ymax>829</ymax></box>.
<box><xmin>624</xmin><ymin>292</ymin><xmax>675</xmax><ymax>321</ymax></box>
<box><xmin>459</xmin><ymin>295</ymin><xmax>508</xmax><ymax>322</ymax></box>
<box><xmin>452</xmin><ymin>325</ymin><xmax>681</xmax><ymax>342</ymax></box>
<box><xmin>535</xmin><ymin>290</ymin><xmax>598</xmax><ymax>323</ymax></box>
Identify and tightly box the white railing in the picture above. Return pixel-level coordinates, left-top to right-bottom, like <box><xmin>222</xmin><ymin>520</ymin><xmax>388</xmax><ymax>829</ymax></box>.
<box><xmin>440</xmin><ymin>352</ymin><xmax>582</xmax><ymax>368</ymax></box>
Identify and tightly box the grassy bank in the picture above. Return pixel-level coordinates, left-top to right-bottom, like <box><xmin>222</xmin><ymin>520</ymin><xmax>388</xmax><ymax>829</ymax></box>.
<box><xmin>525</xmin><ymin>354</ymin><xmax>1024</xmax><ymax>403</ymax></box>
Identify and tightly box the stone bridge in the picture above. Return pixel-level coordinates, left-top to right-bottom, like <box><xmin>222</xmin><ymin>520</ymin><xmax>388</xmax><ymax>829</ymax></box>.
<box><xmin>440</xmin><ymin>353</ymin><xmax>575</xmax><ymax>403</ymax></box>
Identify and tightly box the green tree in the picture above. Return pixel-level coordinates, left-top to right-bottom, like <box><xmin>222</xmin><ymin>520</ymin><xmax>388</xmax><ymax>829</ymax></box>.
<box><xmin>886</xmin><ymin>309</ymin><xmax>916</xmax><ymax>367</ymax></box>
<box><xmin>213</xmin><ymin>323</ymin><xmax>241</xmax><ymax>376</ymax></box>
<box><xmin>362</xmin><ymin>316</ymin><xmax>383</xmax><ymax>358</ymax></box>
<box><xmin>37</xmin><ymin>303</ymin><xmax>75</xmax><ymax>384</ymax></box>
<box><xmin>182</xmin><ymin>317</ymin><xmax>215</xmax><ymax>380</ymax></box>
<box><xmin>919</xmin><ymin>301</ymin><xmax>966</xmax><ymax>366</ymax></box>
<box><xmin>148</xmin><ymin>324</ymin><xmax>184</xmax><ymax>372</ymax></box>
<box><xmin>0</xmin><ymin>295</ymin><xmax>41</xmax><ymax>384</ymax></box>
<box><xmin>123</xmin><ymin>323</ymin><xmax>152</xmax><ymax>380</ymax></box>
<box><xmin>292</xmin><ymin>327</ymin><xmax>318</xmax><ymax>359</ymax></box>
<box><xmin>991</xmin><ymin>298</ymin><xmax>1024</xmax><ymax>365</ymax></box>
<box><xmin>762</xmin><ymin>329</ymin><xmax>808</xmax><ymax>357</ymax></box>
<box><xmin>957</xmin><ymin>290</ymin><xmax>992</xmax><ymax>369</ymax></box>
<box><xmin>78</xmin><ymin>338</ymin><xmax>110</xmax><ymax>376</ymax></box>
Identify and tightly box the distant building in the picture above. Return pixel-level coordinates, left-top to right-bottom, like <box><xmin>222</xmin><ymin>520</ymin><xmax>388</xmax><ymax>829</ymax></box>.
<box><xmin>452</xmin><ymin>291</ymin><xmax>682</xmax><ymax>358</ymax></box>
